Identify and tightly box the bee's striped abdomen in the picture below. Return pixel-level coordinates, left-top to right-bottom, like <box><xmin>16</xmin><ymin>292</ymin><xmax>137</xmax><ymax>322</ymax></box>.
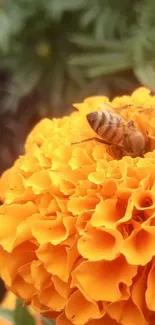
<box><xmin>96</xmin><ymin>111</ymin><xmax>124</xmax><ymax>144</ymax></box>
<box><xmin>91</xmin><ymin>110</ymin><xmax>106</xmax><ymax>131</ymax></box>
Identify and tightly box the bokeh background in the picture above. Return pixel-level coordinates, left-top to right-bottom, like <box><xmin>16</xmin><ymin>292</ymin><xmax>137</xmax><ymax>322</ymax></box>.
<box><xmin>0</xmin><ymin>0</ymin><xmax>155</xmax><ymax>322</ymax></box>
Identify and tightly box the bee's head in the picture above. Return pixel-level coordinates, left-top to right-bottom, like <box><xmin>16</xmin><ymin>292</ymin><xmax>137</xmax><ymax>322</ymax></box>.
<box><xmin>86</xmin><ymin>111</ymin><xmax>99</xmax><ymax>130</ymax></box>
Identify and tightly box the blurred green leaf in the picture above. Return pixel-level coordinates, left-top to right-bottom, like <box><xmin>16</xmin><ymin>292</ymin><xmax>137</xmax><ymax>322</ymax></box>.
<box><xmin>1</xmin><ymin>0</ymin><xmax>155</xmax><ymax>113</ymax></box>
<box><xmin>80</xmin><ymin>7</ymin><xmax>99</xmax><ymax>27</ymax></box>
<box><xmin>69</xmin><ymin>34</ymin><xmax>124</xmax><ymax>51</ymax></box>
<box><xmin>0</xmin><ymin>309</ymin><xmax>14</xmax><ymax>323</ymax></box>
<box><xmin>13</xmin><ymin>299</ymin><xmax>36</xmax><ymax>325</ymax></box>
<box><xmin>67</xmin><ymin>66</ymin><xmax>86</xmax><ymax>86</ymax></box>
<box><xmin>69</xmin><ymin>52</ymin><xmax>130</xmax><ymax>67</ymax></box>
<box><xmin>87</xmin><ymin>60</ymin><xmax>132</xmax><ymax>77</ymax></box>
<box><xmin>134</xmin><ymin>64</ymin><xmax>155</xmax><ymax>91</ymax></box>
<box><xmin>41</xmin><ymin>316</ymin><xmax>55</xmax><ymax>325</ymax></box>
<box><xmin>46</xmin><ymin>0</ymin><xmax>85</xmax><ymax>13</ymax></box>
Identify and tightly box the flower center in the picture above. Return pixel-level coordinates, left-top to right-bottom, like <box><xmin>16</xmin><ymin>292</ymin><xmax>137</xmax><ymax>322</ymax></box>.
<box><xmin>139</xmin><ymin>196</ymin><xmax>153</xmax><ymax>208</ymax></box>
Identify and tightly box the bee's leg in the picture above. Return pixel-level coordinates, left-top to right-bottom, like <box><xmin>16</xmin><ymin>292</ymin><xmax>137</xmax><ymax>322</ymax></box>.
<box><xmin>71</xmin><ymin>138</ymin><xmax>125</xmax><ymax>151</ymax></box>
<box><xmin>71</xmin><ymin>137</ymin><xmax>111</xmax><ymax>146</ymax></box>
<box><xmin>127</xmin><ymin>120</ymin><xmax>135</xmax><ymax>127</ymax></box>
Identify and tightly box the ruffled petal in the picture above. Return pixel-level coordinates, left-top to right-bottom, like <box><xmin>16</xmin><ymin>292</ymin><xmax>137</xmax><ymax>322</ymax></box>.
<box><xmin>77</xmin><ymin>226</ymin><xmax>123</xmax><ymax>261</ymax></box>
<box><xmin>71</xmin><ymin>255</ymin><xmax>137</xmax><ymax>302</ymax></box>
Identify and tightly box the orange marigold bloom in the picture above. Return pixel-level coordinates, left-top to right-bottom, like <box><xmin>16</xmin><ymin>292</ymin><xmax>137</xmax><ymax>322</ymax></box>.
<box><xmin>1</xmin><ymin>87</ymin><xmax>155</xmax><ymax>324</ymax></box>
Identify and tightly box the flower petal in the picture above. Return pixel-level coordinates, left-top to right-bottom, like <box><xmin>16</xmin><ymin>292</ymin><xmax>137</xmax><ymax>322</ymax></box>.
<box><xmin>65</xmin><ymin>290</ymin><xmax>105</xmax><ymax>325</ymax></box>
<box><xmin>146</xmin><ymin>258</ymin><xmax>155</xmax><ymax>311</ymax></box>
<box><xmin>71</xmin><ymin>255</ymin><xmax>137</xmax><ymax>302</ymax></box>
<box><xmin>90</xmin><ymin>198</ymin><xmax>126</xmax><ymax>228</ymax></box>
<box><xmin>121</xmin><ymin>227</ymin><xmax>155</xmax><ymax>265</ymax></box>
<box><xmin>78</xmin><ymin>227</ymin><xmax>123</xmax><ymax>261</ymax></box>
<box><xmin>107</xmin><ymin>299</ymin><xmax>147</xmax><ymax>325</ymax></box>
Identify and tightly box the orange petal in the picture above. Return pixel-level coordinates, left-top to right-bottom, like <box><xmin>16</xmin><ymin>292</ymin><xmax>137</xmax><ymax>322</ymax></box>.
<box><xmin>52</xmin><ymin>276</ymin><xmax>71</xmax><ymax>299</ymax></box>
<box><xmin>0</xmin><ymin>168</ymin><xmax>11</xmax><ymax>201</ymax></box>
<box><xmin>59</xmin><ymin>179</ymin><xmax>76</xmax><ymax>196</ymax></box>
<box><xmin>0</xmin><ymin>246</ymin><xmax>8</xmax><ymax>270</ymax></box>
<box><xmin>56</xmin><ymin>313</ymin><xmax>73</xmax><ymax>325</ymax></box>
<box><xmin>131</xmin><ymin>188</ymin><xmax>155</xmax><ymax>210</ymax></box>
<box><xmin>65</xmin><ymin>290</ymin><xmax>105</xmax><ymax>325</ymax></box>
<box><xmin>92</xmin><ymin>147</ymin><xmax>110</xmax><ymax>161</ymax></box>
<box><xmin>101</xmin><ymin>179</ymin><xmax>117</xmax><ymax>196</ymax></box>
<box><xmin>66</xmin><ymin>239</ymin><xmax>80</xmax><ymax>275</ymax></box>
<box><xmin>51</xmin><ymin>146</ymin><xmax>72</xmax><ymax>170</ymax></box>
<box><xmin>69</xmin><ymin>148</ymin><xmax>94</xmax><ymax>169</ymax></box>
<box><xmin>146</xmin><ymin>258</ymin><xmax>155</xmax><ymax>311</ymax></box>
<box><xmin>78</xmin><ymin>227</ymin><xmax>123</xmax><ymax>261</ymax></box>
<box><xmin>20</xmin><ymin>151</ymin><xmax>42</xmax><ymax>173</ymax></box>
<box><xmin>31</xmin><ymin>261</ymin><xmax>51</xmax><ymax>290</ymax></box>
<box><xmin>68</xmin><ymin>197</ymin><xmax>99</xmax><ymax>215</ymax></box>
<box><xmin>31</xmin><ymin>294</ymin><xmax>52</xmax><ymax>313</ymax></box>
<box><xmin>18</xmin><ymin>262</ymin><xmax>34</xmax><ymax>285</ymax></box>
<box><xmin>24</xmin><ymin>171</ymin><xmax>52</xmax><ymax>194</ymax></box>
<box><xmin>88</xmin><ymin>171</ymin><xmax>106</xmax><ymax>184</ymax></box>
<box><xmin>3</xmin><ymin>169</ymin><xmax>25</xmax><ymax>204</ymax></box>
<box><xmin>37</xmin><ymin>193</ymin><xmax>60</xmax><ymax>215</ymax></box>
<box><xmin>54</xmin><ymin>197</ymin><xmax>68</xmax><ymax>213</ymax></box>
<box><xmin>116</xmin><ymin>188</ymin><xmax>133</xmax><ymax>201</ymax></box>
<box><xmin>90</xmin><ymin>198</ymin><xmax>126</xmax><ymax>228</ymax></box>
<box><xmin>116</xmin><ymin>199</ymin><xmax>134</xmax><ymax>227</ymax></box>
<box><xmin>73</xmin><ymin>179</ymin><xmax>96</xmax><ymax>198</ymax></box>
<box><xmin>131</xmin><ymin>87</ymin><xmax>151</xmax><ymax>104</ymax></box>
<box><xmin>32</xmin><ymin>213</ymin><xmax>75</xmax><ymax>245</ymax></box>
<box><xmin>13</xmin><ymin>274</ymin><xmax>36</xmax><ymax>300</ymax></box>
<box><xmin>83</xmin><ymin>96</ymin><xmax>109</xmax><ymax>107</ymax></box>
<box><xmin>36</xmin><ymin>243</ymin><xmax>69</xmax><ymax>281</ymax></box>
<box><xmin>87</xmin><ymin>314</ymin><xmax>118</xmax><ymax>325</ymax></box>
<box><xmin>19</xmin><ymin>260</ymin><xmax>51</xmax><ymax>291</ymax></box>
<box><xmin>71</xmin><ymin>255</ymin><xmax>137</xmax><ymax>302</ymax></box>
<box><xmin>1</xmin><ymin>242</ymin><xmax>37</xmax><ymax>286</ymax></box>
<box><xmin>13</xmin><ymin>213</ymin><xmax>45</xmax><ymax>250</ymax></box>
<box><xmin>121</xmin><ymin>227</ymin><xmax>155</xmax><ymax>265</ymax></box>
<box><xmin>106</xmin><ymin>160</ymin><xmax>127</xmax><ymax>180</ymax></box>
<box><xmin>131</xmin><ymin>267</ymin><xmax>148</xmax><ymax>321</ymax></box>
<box><xmin>41</xmin><ymin>310</ymin><xmax>59</xmax><ymax>321</ymax></box>
<box><xmin>76</xmin><ymin>211</ymin><xmax>92</xmax><ymax>234</ymax></box>
<box><xmin>39</xmin><ymin>283</ymin><xmax>66</xmax><ymax>311</ymax></box>
<box><xmin>107</xmin><ymin>299</ymin><xmax>147</xmax><ymax>325</ymax></box>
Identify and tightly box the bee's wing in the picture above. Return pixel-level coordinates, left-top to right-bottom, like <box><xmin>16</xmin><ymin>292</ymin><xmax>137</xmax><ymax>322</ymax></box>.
<box><xmin>99</xmin><ymin>102</ymin><xmax>128</xmax><ymax>124</ymax></box>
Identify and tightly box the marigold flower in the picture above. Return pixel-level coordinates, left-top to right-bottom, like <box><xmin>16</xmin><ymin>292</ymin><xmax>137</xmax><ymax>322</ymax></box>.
<box><xmin>1</xmin><ymin>88</ymin><xmax>155</xmax><ymax>324</ymax></box>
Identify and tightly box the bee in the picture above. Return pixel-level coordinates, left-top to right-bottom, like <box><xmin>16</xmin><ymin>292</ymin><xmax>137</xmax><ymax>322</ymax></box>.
<box><xmin>72</xmin><ymin>103</ymin><xmax>149</xmax><ymax>158</ymax></box>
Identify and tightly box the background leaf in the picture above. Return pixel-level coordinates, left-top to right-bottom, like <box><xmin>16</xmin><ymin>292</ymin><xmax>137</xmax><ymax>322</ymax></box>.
<box><xmin>134</xmin><ymin>64</ymin><xmax>155</xmax><ymax>91</ymax></box>
<box><xmin>13</xmin><ymin>299</ymin><xmax>36</xmax><ymax>325</ymax></box>
<box><xmin>0</xmin><ymin>308</ymin><xmax>14</xmax><ymax>323</ymax></box>
<box><xmin>1</xmin><ymin>0</ymin><xmax>155</xmax><ymax>114</ymax></box>
<box><xmin>41</xmin><ymin>316</ymin><xmax>55</xmax><ymax>325</ymax></box>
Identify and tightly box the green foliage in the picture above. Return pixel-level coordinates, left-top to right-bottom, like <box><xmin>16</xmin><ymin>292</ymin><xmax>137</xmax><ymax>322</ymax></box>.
<box><xmin>0</xmin><ymin>298</ymin><xmax>55</xmax><ymax>325</ymax></box>
<box><xmin>0</xmin><ymin>308</ymin><xmax>14</xmax><ymax>323</ymax></box>
<box><xmin>1</xmin><ymin>0</ymin><xmax>155</xmax><ymax>114</ymax></box>
<box><xmin>41</xmin><ymin>316</ymin><xmax>55</xmax><ymax>325</ymax></box>
<box><xmin>13</xmin><ymin>299</ymin><xmax>36</xmax><ymax>325</ymax></box>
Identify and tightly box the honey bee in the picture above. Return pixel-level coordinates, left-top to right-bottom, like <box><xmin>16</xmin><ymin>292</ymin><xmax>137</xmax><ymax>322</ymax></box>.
<box><xmin>72</xmin><ymin>103</ymin><xmax>149</xmax><ymax>158</ymax></box>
